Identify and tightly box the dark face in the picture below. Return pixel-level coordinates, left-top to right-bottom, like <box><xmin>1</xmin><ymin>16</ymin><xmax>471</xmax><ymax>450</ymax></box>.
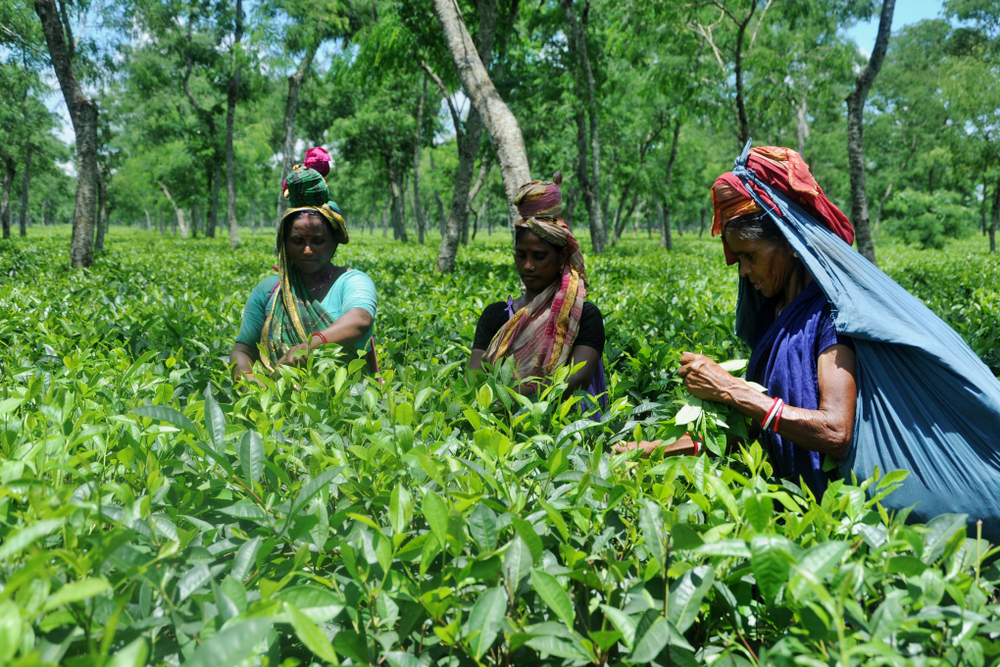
<box><xmin>286</xmin><ymin>213</ymin><xmax>337</xmax><ymax>275</ymax></box>
<box><xmin>724</xmin><ymin>227</ymin><xmax>797</xmax><ymax>299</ymax></box>
<box><xmin>514</xmin><ymin>231</ymin><xmax>569</xmax><ymax>293</ymax></box>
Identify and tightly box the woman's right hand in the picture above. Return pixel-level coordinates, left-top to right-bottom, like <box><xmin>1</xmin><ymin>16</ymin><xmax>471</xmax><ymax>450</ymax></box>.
<box><xmin>613</xmin><ymin>433</ymin><xmax>699</xmax><ymax>458</ymax></box>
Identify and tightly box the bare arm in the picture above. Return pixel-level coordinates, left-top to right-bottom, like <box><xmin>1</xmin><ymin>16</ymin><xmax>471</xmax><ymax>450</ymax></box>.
<box><xmin>564</xmin><ymin>344</ymin><xmax>600</xmax><ymax>398</ymax></box>
<box><xmin>679</xmin><ymin>344</ymin><xmax>857</xmax><ymax>459</ymax></box>
<box><xmin>277</xmin><ymin>307</ymin><xmax>374</xmax><ymax>368</ymax></box>
<box><xmin>468</xmin><ymin>349</ymin><xmax>486</xmax><ymax>372</ymax></box>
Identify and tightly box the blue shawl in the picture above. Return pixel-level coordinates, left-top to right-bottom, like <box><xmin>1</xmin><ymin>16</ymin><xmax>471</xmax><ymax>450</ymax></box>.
<box><xmin>731</xmin><ymin>144</ymin><xmax>1000</xmax><ymax>542</ymax></box>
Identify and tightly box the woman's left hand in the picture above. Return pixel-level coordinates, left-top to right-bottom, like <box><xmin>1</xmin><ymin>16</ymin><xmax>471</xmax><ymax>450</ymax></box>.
<box><xmin>277</xmin><ymin>342</ymin><xmax>313</xmax><ymax>368</ymax></box>
<box><xmin>678</xmin><ymin>352</ymin><xmax>737</xmax><ymax>403</ymax></box>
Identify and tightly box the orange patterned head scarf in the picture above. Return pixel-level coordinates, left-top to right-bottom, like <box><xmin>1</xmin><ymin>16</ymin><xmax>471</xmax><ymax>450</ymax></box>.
<box><xmin>711</xmin><ymin>147</ymin><xmax>853</xmax><ymax>265</ymax></box>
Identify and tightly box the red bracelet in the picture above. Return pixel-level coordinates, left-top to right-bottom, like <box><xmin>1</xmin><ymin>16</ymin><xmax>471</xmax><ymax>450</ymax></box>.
<box><xmin>685</xmin><ymin>432</ymin><xmax>702</xmax><ymax>455</ymax></box>
<box><xmin>311</xmin><ymin>331</ymin><xmax>328</xmax><ymax>345</ymax></box>
<box><xmin>772</xmin><ymin>403</ymin><xmax>784</xmax><ymax>433</ymax></box>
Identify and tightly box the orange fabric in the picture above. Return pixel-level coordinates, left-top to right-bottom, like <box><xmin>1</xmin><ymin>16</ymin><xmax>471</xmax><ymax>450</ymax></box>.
<box><xmin>710</xmin><ymin>146</ymin><xmax>853</xmax><ymax>264</ymax></box>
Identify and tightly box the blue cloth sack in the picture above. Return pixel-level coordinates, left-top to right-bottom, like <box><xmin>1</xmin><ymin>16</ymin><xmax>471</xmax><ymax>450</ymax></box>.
<box><xmin>731</xmin><ymin>146</ymin><xmax>1000</xmax><ymax>542</ymax></box>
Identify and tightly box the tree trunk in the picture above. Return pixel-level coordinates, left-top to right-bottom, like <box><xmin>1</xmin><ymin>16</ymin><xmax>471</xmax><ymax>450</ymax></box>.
<box><xmin>432</xmin><ymin>0</ymin><xmax>496</xmax><ymax>272</ymax></box>
<box><xmin>700</xmin><ymin>207</ymin><xmax>706</xmax><ymax>238</ymax></box>
<box><xmin>159</xmin><ymin>181</ymin><xmax>189</xmax><ymax>238</ymax></box>
<box><xmin>0</xmin><ymin>154</ymin><xmax>13</xmax><ymax>239</ymax></box>
<box><xmin>656</xmin><ymin>197</ymin><xmax>671</xmax><ymax>250</ymax></box>
<box><xmin>19</xmin><ymin>150</ymin><xmax>31</xmax><ymax>237</ymax></box>
<box><xmin>413</xmin><ymin>74</ymin><xmax>428</xmax><ymax>245</ymax></box>
<box><xmin>145</xmin><ymin>209</ymin><xmax>152</xmax><ymax>232</ymax></box>
<box><xmin>95</xmin><ymin>164</ymin><xmax>108</xmax><ymax>251</ymax></box>
<box><xmin>225</xmin><ymin>0</ymin><xmax>243</xmax><ymax>249</ymax></box>
<box><xmin>381</xmin><ymin>197</ymin><xmax>389</xmax><ymax>238</ymax></box>
<box><xmin>434</xmin><ymin>191</ymin><xmax>446</xmax><ymax>237</ymax></box>
<box><xmin>991</xmin><ymin>173</ymin><xmax>999</xmax><ymax>254</ymax></box>
<box><xmin>982</xmin><ymin>178</ymin><xmax>989</xmax><ymax>235</ymax></box>
<box><xmin>276</xmin><ymin>41</ymin><xmax>321</xmax><ymax>218</ymax></box>
<box><xmin>41</xmin><ymin>198</ymin><xmax>48</xmax><ymax>227</ymax></box>
<box><xmin>249</xmin><ymin>193</ymin><xmax>256</xmax><ymax>235</ymax></box>
<box><xmin>35</xmin><ymin>0</ymin><xmax>100</xmax><ymax>267</ymax></box>
<box><xmin>432</xmin><ymin>0</ymin><xmax>530</xmax><ymax>225</ymax></box>
<box><xmin>561</xmin><ymin>0</ymin><xmax>605</xmax><ymax>254</ymax></box>
<box><xmin>386</xmin><ymin>158</ymin><xmax>408</xmax><ymax>241</ymax></box>
<box><xmin>732</xmin><ymin>5</ymin><xmax>756</xmax><ymax>147</ymax></box>
<box><xmin>846</xmin><ymin>0</ymin><xmax>896</xmax><ymax>266</ymax></box>
<box><xmin>796</xmin><ymin>95</ymin><xmax>809</xmax><ymax>156</ymax></box>
<box><xmin>660</xmin><ymin>119</ymin><xmax>681</xmax><ymax>248</ymax></box>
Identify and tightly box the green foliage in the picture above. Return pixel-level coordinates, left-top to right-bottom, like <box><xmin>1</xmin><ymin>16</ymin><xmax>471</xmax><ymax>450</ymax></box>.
<box><xmin>1</xmin><ymin>230</ymin><xmax>999</xmax><ymax>666</ymax></box>
<box><xmin>883</xmin><ymin>188</ymin><xmax>975</xmax><ymax>249</ymax></box>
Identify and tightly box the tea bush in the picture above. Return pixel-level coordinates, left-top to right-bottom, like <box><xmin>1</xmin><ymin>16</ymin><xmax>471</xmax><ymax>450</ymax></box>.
<box><xmin>1</xmin><ymin>229</ymin><xmax>999</xmax><ymax>667</ymax></box>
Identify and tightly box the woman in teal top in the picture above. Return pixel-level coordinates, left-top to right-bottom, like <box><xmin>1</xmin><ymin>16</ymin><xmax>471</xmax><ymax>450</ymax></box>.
<box><xmin>230</xmin><ymin>165</ymin><xmax>378</xmax><ymax>386</ymax></box>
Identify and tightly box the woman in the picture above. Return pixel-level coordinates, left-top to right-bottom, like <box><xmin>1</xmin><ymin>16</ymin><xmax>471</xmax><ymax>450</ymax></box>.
<box><xmin>469</xmin><ymin>173</ymin><xmax>607</xmax><ymax>406</ymax></box>
<box><xmin>231</xmin><ymin>164</ymin><xmax>378</xmax><ymax>384</ymax></box>
<box><xmin>625</xmin><ymin>144</ymin><xmax>1000</xmax><ymax>540</ymax></box>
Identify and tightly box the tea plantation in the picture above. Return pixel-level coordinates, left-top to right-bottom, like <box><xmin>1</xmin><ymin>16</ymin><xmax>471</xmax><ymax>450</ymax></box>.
<box><xmin>1</xmin><ymin>229</ymin><xmax>999</xmax><ymax>667</ymax></box>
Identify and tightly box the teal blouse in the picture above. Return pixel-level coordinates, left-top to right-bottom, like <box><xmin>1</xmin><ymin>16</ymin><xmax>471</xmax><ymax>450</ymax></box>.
<box><xmin>236</xmin><ymin>270</ymin><xmax>378</xmax><ymax>351</ymax></box>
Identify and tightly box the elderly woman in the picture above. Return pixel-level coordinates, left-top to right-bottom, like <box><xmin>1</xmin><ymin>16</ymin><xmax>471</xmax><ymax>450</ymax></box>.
<box><xmin>624</xmin><ymin>145</ymin><xmax>1000</xmax><ymax>539</ymax></box>
<box><xmin>469</xmin><ymin>173</ymin><xmax>606</xmax><ymax>406</ymax></box>
<box><xmin>231</xmin><ymin>163</ymin><xmax>377</xmax><ymax>384</ymax></box>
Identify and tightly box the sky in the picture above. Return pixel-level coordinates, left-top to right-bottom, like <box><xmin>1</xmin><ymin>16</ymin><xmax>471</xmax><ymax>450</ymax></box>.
<box><xmin>843</xmin><ymin>0</ymin><xmax>945</xmax><ymax>56</ymax></box>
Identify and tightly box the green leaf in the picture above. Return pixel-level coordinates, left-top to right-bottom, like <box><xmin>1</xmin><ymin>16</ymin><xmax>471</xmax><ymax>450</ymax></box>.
<box><xmin>218</xmin><ymin>502</ymin><xmax>268</xmax><ymax>521</ymax></box>
<box><xmin>668</xmin><ymin>565</ymin><xmax>715</xmax><ymax>633</ymax></box>
<box><xmin>333</xmin><ymin>629</ymin><xmax>369</xmax><ymax>664</ymax></box>
<box><xmin>185</xmin><ymin>618</ymin><xmax>272</xmax><ymax>667</ymax></box>
<box><xmin>384</xmin><ymin>652</ymin><xmax>429</xmax><ymax>667</ymax></box>
<box><xmin>538</xmin><ymin>498</ymin><xmax>569</xmax><ymax>541</ymax></box>
<box><xmin>177</xmin><ymin>564</ymin><xmax>211</xmax><ymax>602</ymax></box>
<box><xmin>0</xmin><ymin>599</ymin><xmax>22</xmax><ymax>664</ymax></box>
<box><xmin>796</xmin><ymin>541</ymin><xmax>848</xmax><ymax>582</ymax></box>
<box><xmin>43</xmin><ymin>577</ymin><xmax>111</xmax><ymax>611</ymax></box>
<box><xmin>503</xmin><ymin>536</ymin><xmax>533</xmax><ymax>595</ymax></box>
<box><xmin>239</xmin><ymin>430</ymin><xmax>264</xmax><ymax>485</ymax></box>
<box><xmin>469</xmin><ymin>503</ymin><xmax>498</xmax><ymax>552</ymax></box>
<box><xmin>130</xmin><ymin>405</ymin><xmax>198</xmax><ymax>435</ymax></box>
<box><xmin>285</xmin><ymin>467</ymin><xmax>343</xmax><ymax>534</ymax></box>
<box><xmin>422</xmin><ymin>490</ymin><xmax>449</xmax><ymax>547</ymax></box>
<box><xmin>465</xmin><ymin>587</ymin><xmax>508</xmax><ymax>660</ymax></box>
<box><xmin>477</xmin><ymin>384</ymin><xmax>494</xmax><ymax>411</ymax></box>
<box><xmin>106</xmin><ymin>637</ymin><xmax>149</xmax><ymax>667</ymax></box>
<box><xmin>743</xmin><ymin>494</ymin><xmax>773</xmax><ymax>531</ymax></box>
<box><xmin>531</xmin><ymin>569</ymin><xmax>575</xmax><ymax>628</ymax></box>
<box><xmin>694</xmin><ymin>539</ymin><xmax>750</xmax><ymax>558</ymax></box>
<box><xmin>232</xmin><ymin>536</ymin><xmax>262</xmax><ymax>581</ymax></box>
<box><xmin>921</xmin><ymin>513</ymin><xmax>969</xmax><ymax>564</ymax></box>
<box><xmin>628</xmin><ymin>609</ymin><xmax>692</xmax><ymax>662</ymax></box>
<box><xmin>639</xmin><ymin>500</ymin><xmax>666</xmax><ymax>568</ymax></box>
<box><xmin>204</xmin><ymin>386</ymin><xmax>226</xmax><ymax>450</ymax></box>
<box><xmin>275</xmin><ymin>586</ymin><xmax>344</xmax><ymax>623</ymax></box>
<box><xmin>286</xmin><ymin>602</ymin><xmax>339</xmax><ymax>664</ymax></box>
<box><xmin>511</xmin><ymin>517</ymin><xmax>543</xmax><ymax>563</ymax></box>
<box><xmin>0</xmin><ymin>518</ymin><xmax>65</xmax><ymax>560</ymax></box>
<box><xmin>0</xmin><ymin>397</ymin><xmax>25</xmax><ymax>415</ymax></box>
<box><xmin>600</xmin><ymin>605</ymin><xmax>637</xmax><ymax>648</ymax></box>
<box><xmin>750</xmin><ymin>535</ymin><xmax>791</xmax><ymax>604</ymax></box>
<box><xmin>389</xmin><ymin>484</ymin><xmax>413</xmax><ymax>535</ymax></box>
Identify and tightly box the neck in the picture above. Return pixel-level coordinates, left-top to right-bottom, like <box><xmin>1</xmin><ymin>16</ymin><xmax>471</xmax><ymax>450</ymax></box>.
<box><xmin>299</xmin><ymin>263</ymin><xmax>337</xmax><ymax>289</ymax></box>
<box><xmin>776</xmin><ymin>264</ymin><xmax>812</xmax><ymax>313</ymax></box>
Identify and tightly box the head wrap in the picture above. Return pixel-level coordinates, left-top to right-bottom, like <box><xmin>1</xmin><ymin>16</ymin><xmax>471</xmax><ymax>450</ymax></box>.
<box><xmin>279</xmin><ymin>167</ymin><xmax>349</xmax><ymax>246</ymax></box>
<box><xmin>711</xmin><ymin>146</ymin><xmax>853</xmax><ymax>265</ymax></box>
<box><xmin>484</xmin><ymin>172</ymin><xmax>588</xmax><ymax>381</ymax></box>
<box><xmin>303</xmin><ymin>146</ymin><xmax>331</xmax><ymax>176</ymax></box>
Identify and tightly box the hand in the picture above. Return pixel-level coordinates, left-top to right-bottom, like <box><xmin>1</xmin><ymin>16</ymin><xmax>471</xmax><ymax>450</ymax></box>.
<box><xmin>613</xmin><ymin>434</ymin><xmax>699</xmax><ymax>459</ymax></box>
<box><xmin>277</xmin><ymin>341</ymin><xmax>313</xmax><ymax>368</ymax></box>
<box><xmin>678</xmin><ymin>352</ymin><xmax>737</xmax><ymax>403</ymax></box>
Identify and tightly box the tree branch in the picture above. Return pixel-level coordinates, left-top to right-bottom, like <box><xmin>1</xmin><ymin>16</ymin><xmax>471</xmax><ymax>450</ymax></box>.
<box><xmin>749</xmin><ymin>0</ymin><xmax>774</xmax><ymax>51</ymax></box>
<box><xmin>421</xmin><ymin>60</ymin><xmax>464</xmax><ymax>143</ymax></box>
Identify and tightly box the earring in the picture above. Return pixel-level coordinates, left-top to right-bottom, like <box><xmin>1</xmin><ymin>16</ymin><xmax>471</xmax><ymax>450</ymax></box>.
<box><xmin>793</xmin><ymin>251</ymin><xmax>799</xmax><ymax>258</ymax></box>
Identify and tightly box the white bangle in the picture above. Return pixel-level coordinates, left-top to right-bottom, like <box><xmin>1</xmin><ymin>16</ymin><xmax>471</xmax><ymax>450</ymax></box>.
<box><xmin>762</xmin><ymin>398</ymin><xmax>784</xmax><ymax>431</ymax></box>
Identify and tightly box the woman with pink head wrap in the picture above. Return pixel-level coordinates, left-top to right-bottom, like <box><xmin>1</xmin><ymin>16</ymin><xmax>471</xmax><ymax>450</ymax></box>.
<box><xmin>468</xmin><ymin>171</ymin><xmax>607</xmax><ymax>409</ymax></box>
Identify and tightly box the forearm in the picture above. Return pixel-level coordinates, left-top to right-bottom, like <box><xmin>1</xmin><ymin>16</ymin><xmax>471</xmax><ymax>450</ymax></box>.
<box><xmin>721</xmin><ymin>381</ymin><xmax>851</xmax><ymax>459</ymax></box>
<box><xmin>311</xmin><ymin>308</ymin><xmax>372</xmax><ymax>349</ymax></box>
<box><xmin>230</xmin><ymin>345</ymin><xmax>258</xmax><ymax>375</ymax></box>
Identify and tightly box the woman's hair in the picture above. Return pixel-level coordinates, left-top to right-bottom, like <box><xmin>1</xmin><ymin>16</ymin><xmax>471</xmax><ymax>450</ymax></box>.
<box><xmin>515</xmin><ymin>225</ymin><xmax>564</xmax><ymax>250</ymax></box>
<box><xmin>725</xmin><ymin>210</ymin><xmax>784</xmax><ymax>243</ymax></box>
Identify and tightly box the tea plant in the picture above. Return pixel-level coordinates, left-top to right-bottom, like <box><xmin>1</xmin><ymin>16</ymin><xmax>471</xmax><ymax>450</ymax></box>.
<box><xmin>1</xmin><ymin>230</ymin><xmax>998</xmax><ymax>667</ymax></box>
